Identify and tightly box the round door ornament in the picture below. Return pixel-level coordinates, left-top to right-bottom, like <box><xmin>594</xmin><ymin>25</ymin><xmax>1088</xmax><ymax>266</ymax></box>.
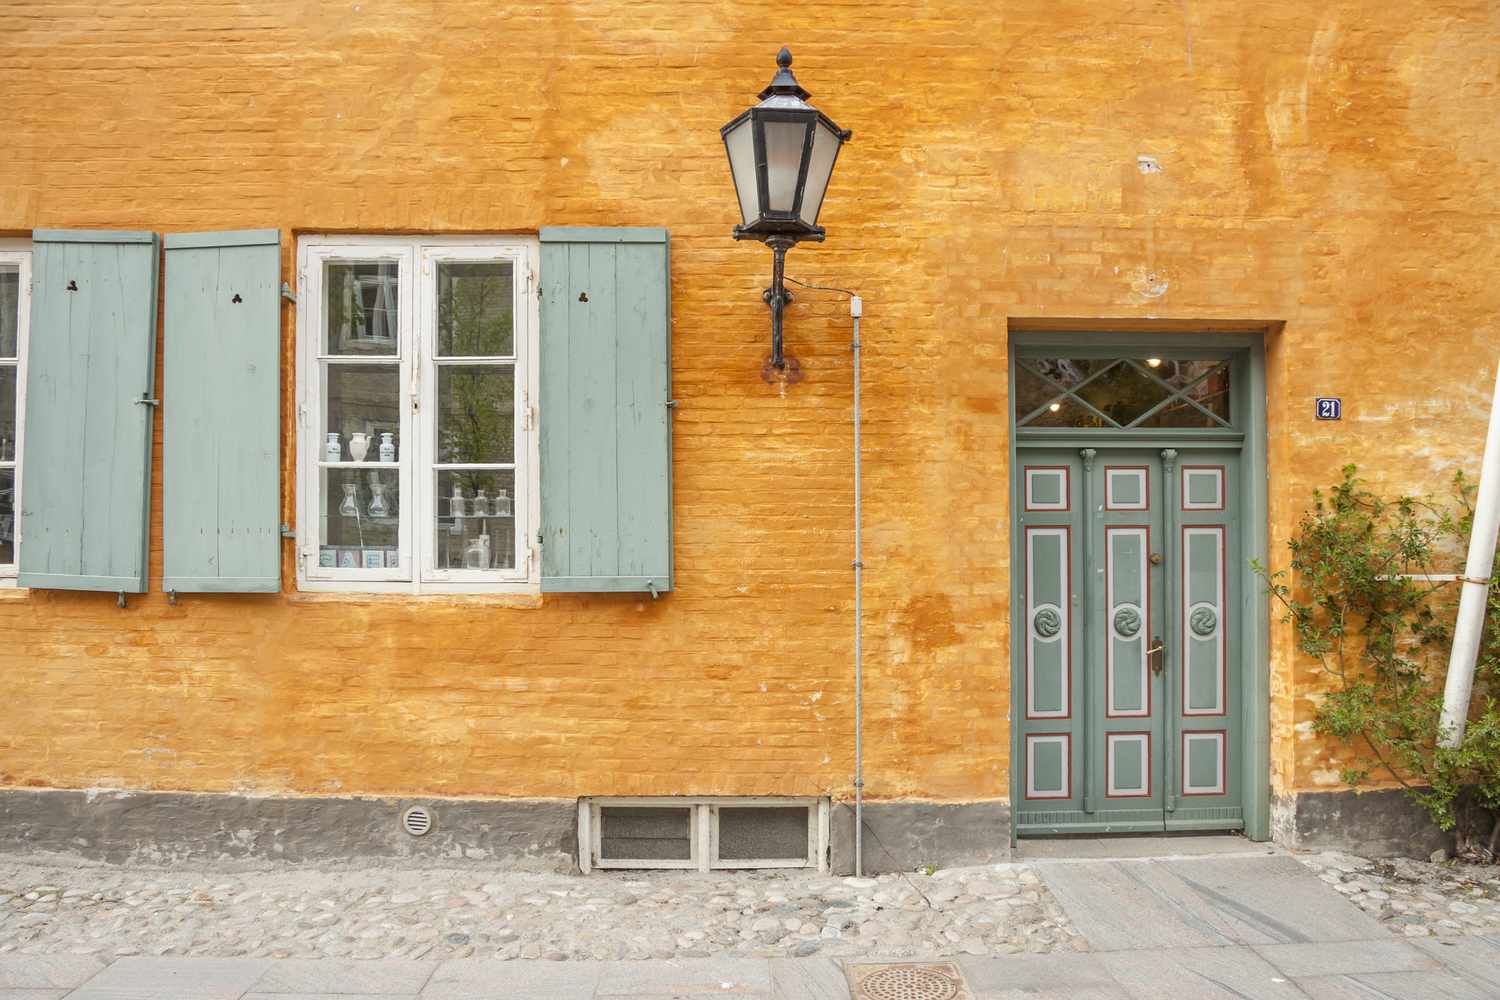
<box><xmin>1190</xmin><ymin>605</ymin><xmax>1219</xmax><ymax>637</ymax></box>
<box><xmin>1032</xmin><ymin>606</ymin><xmax>1062</xmax><ymax>639</ymax></box>
<box><xmin>1112</xmin><ymin>606</ymin><xmax>1142</xmax><ymax>638</ymax></box>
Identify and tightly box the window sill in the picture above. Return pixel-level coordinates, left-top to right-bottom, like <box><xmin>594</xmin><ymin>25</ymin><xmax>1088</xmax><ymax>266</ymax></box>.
<box><xmin>287</xmin><ymin>588</ymin><xmax>543</xmax><ymax>608</ymax></box>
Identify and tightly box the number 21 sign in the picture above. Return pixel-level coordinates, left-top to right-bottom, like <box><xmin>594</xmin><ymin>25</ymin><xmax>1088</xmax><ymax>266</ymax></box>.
<box><xmin>1316</xmin><ymin>398</ymin><xmax>1342</xmax><ymax>421</ymax></box>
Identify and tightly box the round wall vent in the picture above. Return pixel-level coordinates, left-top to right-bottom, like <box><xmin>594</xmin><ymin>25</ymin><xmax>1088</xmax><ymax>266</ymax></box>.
<box><xmin>401</xmin><ymin>805</ymin><xmax>434</xmax><ymax>837</ymax></box>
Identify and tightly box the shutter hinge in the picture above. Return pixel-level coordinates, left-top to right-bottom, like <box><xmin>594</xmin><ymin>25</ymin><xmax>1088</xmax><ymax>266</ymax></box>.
<box><xmin>280</xmin><ymin>281</ymin><xmax>297</xmax><ymax>304</ymax></box>
<box><xmin>666</xmin><ymin>399</ymin><xmax>678</xmax><ymax>409</ymax></box>
<box><xmin>280</xmin><ymin>522</ymin><xmax>296</xmax><ymax>539</ymax></box>
<box><xmin>537</xmin><ymin>530</ymin><xmax>544</xmax><ymax>546</ymax></box>
<box><xmin>521</xmin><ymin>388</ymin><xmax>535</xmax><ymax>431</ymax></box>
<box><xmin>136</xmin><ymin>394</ymin><xmax>161</xmax><ymax>408</ymax></box>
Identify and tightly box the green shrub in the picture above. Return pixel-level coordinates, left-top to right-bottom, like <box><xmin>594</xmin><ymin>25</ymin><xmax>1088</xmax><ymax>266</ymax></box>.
<box><xmin>1255</xmin><ymin>465</ymin><xmax>1500</xmax><ymax>861</ymax></box>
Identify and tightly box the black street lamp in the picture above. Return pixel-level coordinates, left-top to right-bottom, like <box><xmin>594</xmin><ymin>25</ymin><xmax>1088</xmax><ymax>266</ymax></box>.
<box><xmin>721</xmin><ymin>47</ymin><xmax>851</xmax><ymax>370</ymax></box>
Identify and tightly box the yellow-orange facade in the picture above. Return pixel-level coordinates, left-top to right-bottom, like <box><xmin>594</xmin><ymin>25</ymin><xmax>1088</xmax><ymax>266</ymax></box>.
<box><xmin>2</xmin><ymin>1</ymin><xmax>1498</xmax><ymax>859</ymax></box>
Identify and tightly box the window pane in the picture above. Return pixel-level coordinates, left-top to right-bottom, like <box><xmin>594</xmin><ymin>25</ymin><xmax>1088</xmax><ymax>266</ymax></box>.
<box><xmin>717</xmin><ymin>807</ymin><xmax>808</xmax><ymax>862</ymax></box>
<box><xmin>763</xmin><ymin>120</ymin><xmax>810</xmax><ymax>213</ymax></box>
<box><xmin>1074</xmin><ymin>362</ymin><xmax>1171</xmax><ymax>425</ymax></box>
<box><xmin>1153</xmin><ymin>359</ymin><xmax>1225</xmax><ymax>391</ymax></box>
<box><xmin>437</xmin><ymin>364</ymin><xmax>514</xmax><ymax>464</ymax></box>
<box><xmin>1023</xmin><ymin>394</ymin><xmax>1114</xmax><ymax>428</ymax></box>
<box><xmin>1025</xmin><ymin>358</ymin><xmax>1117</xmax><ymax>389</ymax></box>
<box><xmin>1013</xmin><ymin>364</ymin><xmax>1067</xmax><ymax>420</ymax></box>
<box><xmin>323</xmin><ymin>261</ymin><xmax>399</xmax><ymax>356</ymax></box>
<box><xmin>0</xmin><ymin>468</ymin><xmax>13</xmax><ymax>565</ymax></box>
<box><xmin>437</xmin><ymin>260</ymin><xmax>513</xmax><ymax>357</ymax></box>
<box><xmin>599</xmin><ymin>806</ymin><xmax>692</xmax><ymax>861</ymax></box>
<box><xmin>318</xmin><ymin>467</ymin><xmax>399</xmax><ymax>566</ymax></box>
<box><xmin>324</xmin><ymin>364</ymin><xmax>400</xmax><ymax>459</ymax></box>
<box><xmin>435</xmin><ymin>468</ymin><xmax>516</xmax><ymax>571</ymax></box>
<box><xmin>0</xmin><ymin>367</ymin><xmax>14</xmax><ymax>462</ymax></box>
<box><xmin>0</xmin><ymin>265</ymin><xmax>17</xmax><ymax>358</ymax></box>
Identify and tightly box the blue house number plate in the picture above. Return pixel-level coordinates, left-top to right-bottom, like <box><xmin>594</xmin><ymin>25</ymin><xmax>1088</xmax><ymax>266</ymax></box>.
<box><xmin>1316</xmin><ymin>397</ymin><xmax>1342</xmax><ymax>420</ymax></box>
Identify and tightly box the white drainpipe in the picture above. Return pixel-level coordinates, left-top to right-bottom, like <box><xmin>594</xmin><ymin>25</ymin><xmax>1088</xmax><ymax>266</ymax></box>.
<box><xmin>1439</xmin><ymin>360</ymin><xmax>1500</xmax><ymax>747</ymax></box>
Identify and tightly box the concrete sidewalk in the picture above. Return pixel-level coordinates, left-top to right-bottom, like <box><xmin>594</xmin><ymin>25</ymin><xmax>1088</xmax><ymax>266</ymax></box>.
<box><xmin>3</xmin><ymin>842</ymin><xmax>1497</xmax><ymax>999</ymax></box>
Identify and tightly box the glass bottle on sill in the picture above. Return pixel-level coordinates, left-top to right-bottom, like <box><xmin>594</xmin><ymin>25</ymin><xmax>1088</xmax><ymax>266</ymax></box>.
<box><xmin>325</xmin><ymin>432</ymin><xmax>342</xmax><ymax>462</ymax></box>
<box><xmin>339</xmin><ymin>483</ymin><xmax>359</xmax><ymax>517</ymax></box>
<box><xmin>495</xmin><ymin>488</ymin><xmax>512</xmax><ymax>517</ymax></box>
<box><xmin>474</xmin><ymin>489</ymin><xmax>489</xmax><ymax>517</ymax></box>
<box><xmin>450</xmin><ymin>483</ymin><xmax>466</xmax><ymax>519</ymax></box>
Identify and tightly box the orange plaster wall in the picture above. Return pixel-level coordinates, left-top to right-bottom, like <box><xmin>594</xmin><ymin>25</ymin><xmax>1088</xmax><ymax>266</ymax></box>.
<box><xmin>1</xmin><ymin>1</ymin><xmax>1497</xmax><ymax>805</ymax></box>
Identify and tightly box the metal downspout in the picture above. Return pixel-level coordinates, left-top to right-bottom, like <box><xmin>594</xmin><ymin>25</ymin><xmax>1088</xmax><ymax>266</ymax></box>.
<box><xmin>1440</xmin><ymin>359</ymin><xmax>1500</xmax><ymax>746</ymax></box>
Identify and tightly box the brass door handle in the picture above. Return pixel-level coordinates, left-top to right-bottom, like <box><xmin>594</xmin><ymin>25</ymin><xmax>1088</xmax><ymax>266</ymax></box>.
<box><xmin>1147</xmin><ymin>637</ymin><xmax>1165</xmax><ymax>675</ymax></box>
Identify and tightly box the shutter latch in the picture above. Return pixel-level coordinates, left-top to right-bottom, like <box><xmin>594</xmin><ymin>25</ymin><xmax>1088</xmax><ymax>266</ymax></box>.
<box><xmin>135</xmin><ymin>394</ymin><xmax>161</xmax><ymax>408</ymax></box>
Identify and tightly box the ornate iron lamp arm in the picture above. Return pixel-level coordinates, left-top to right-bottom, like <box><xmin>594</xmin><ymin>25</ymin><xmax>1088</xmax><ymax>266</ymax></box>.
<box><xmin>763</xmin><ymin>236</ymin><xmax>794</xmax><ymax>370</ymax></box>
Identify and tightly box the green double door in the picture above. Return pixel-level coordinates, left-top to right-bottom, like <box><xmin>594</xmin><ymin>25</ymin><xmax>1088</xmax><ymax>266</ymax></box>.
<box><xmin>1015</xmin><ymin>446</ymin><xmax>1244</xmax><ymax>834</ymax></box>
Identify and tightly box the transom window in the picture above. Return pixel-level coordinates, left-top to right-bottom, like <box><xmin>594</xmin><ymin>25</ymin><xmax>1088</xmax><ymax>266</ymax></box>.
<box><xmin>296</xmin><ymin>237</ymin><xmax>538</xmax><ymax>594</ymax></box>
<box><xmin>1015</xmin><ymin>356</ymin><xmax>1231</xmax><ymax>429</ymax></box>
<box><xmin>0</xmin><ymin>245</ymin><xmax>30</xmax><ymax>580</ymax></box>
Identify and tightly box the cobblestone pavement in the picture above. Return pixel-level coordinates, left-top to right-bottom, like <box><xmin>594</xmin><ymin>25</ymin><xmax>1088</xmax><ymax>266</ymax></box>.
<box><xmin>0</xmin><ymin>858</ymin><xmax>1083</xmax><ymax>962</ymax></box>
<box><xmin>1296</xmin><ymin>850</ymin><xmax>1500</xmax><ymax>938</ymax></box>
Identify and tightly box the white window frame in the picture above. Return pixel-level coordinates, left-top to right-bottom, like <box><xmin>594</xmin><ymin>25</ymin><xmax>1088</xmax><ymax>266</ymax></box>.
<box><xmin>0</xmin><ymin>241</ymin><xmax>31</xmax><ymax>587</ymax></box>
<box><xmin>295</xmin><ymin>235</ymin><xmax>540</xmax><ymax>595</ymax></box>
<box><xmin>578</xmin><ymin>797</ymin><xmax>830</xmax><ymax>874</ymax></box>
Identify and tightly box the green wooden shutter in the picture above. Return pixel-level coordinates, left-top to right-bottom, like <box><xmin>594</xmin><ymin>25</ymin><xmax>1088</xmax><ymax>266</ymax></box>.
<box><xmin>539</xmin><ymin>227</ymin><xmax>672</xmax><ymax>593</ymax></box>
<box><xmin>19</xmin><ymin>230</ymin><xmax>160</xmax><ymax>593</ymax></box>
<box><xmin>162</xmin><ymin>231</ymin><xmax>281</xmax><ymax>593</ymax></box>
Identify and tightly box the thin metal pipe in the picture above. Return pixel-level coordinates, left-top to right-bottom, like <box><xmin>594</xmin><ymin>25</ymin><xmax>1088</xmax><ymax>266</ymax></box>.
<box><xmin>852</xmin><ymin>296</ymin><xmax>864</xmax><ymax>877</ymax></box>
<box><xmin>785</xmin><ymin>275</ymin><xmax>864</xmax><ymax>875</ymax></box>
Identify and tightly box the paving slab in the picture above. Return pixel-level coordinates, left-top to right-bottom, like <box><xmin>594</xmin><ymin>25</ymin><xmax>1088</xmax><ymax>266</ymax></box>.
<box><xmin>421</xmin><ymin>960</ymin><xmax>605</xmax><ymax>999</ymax></box>
<box><xmin>246</xmin><ymin>995</ymin><xmax>419</xmax><ymax>1000</ymax></box>
<box><xmin>594</xmin><ymin>958</ymin><xmax>771</xmax><ymax>995</ymax></box>
<box><xmin>0</xmin><ymin>991</ymin><xmax>69</xmax><ymax>1000</ymax></box>
<box><xmin>1100</xmin><ymin>946</ymin><xmax>1304</xmax><ymax>1000</ymax></box>
<box><xmin>1253</xmin><ymin>940</ymin><xmax>1439</xmax><ymax>978</ymax></box>
<box><xmin>1294</xmin><ymin>970</ymin><xmax>1495</xmax><ymax>999</ymax></box>
<box><xmin>0</xmin><ymin>956</ymin><xmax>105</xmax><ymax>989</ymax></box>
<box><xmin>1037</xmin><ymin>855</ymin><xmax>1387</xmax><ymax>951</ymax></box>
<box><xmin>768</xmin><ymin>959</ymin><xmax>849</xmax><ymax>1000</ymax></box>
<box><xmin>1415</xmin><ymin>935</ymin><xmax>1500</xmax><ymax>991</ymax></box>
<box><xmin>67</xmin><ymin>957</ymin><xmax>272</xmax><ymax>1000</ymax></box>
<box><xmin>958</xmin><ymin>953</ymin><xmax>1119</xmax><ymax>996</ymax></box>
<box><xmin>250</xmin><ymin>959</ymin><xmax>437</xmax><ymax>995</ymax></box>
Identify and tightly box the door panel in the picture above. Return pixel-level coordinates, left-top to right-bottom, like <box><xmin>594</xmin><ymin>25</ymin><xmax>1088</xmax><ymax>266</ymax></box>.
<box><xmin>1015</xmin><ymin>446</ymin><xmax>1243</xmax><ymax>836</ymax></box>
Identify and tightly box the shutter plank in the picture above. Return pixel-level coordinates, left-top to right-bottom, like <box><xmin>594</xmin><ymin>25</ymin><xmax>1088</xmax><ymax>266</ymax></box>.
<box><xmin>162</xmin><ymin>230</ymin><xmax>280</xmax><ymax>593</ymax></box>
<box><xmin>539</xmin><ymin>227</ymin><xmax>671</xmax><ymax>593</ymax></box>
<box><xmin>19</xmin><ymin>231</ymin><xmax>158</xmax><ymax>592</ymax></box>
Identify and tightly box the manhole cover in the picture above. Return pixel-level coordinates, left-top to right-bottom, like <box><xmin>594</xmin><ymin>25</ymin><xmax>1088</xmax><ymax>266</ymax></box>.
<box><xmin>849</xmin><ymin>963</ymin><xmax>969</xmax><ymax>1000</ymax></box>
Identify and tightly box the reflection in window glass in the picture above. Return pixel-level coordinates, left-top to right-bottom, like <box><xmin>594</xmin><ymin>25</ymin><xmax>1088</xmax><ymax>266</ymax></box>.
<box><xmin>437</xmin><ymin>365</ymin><xmax>514</xmax><ymax>464</ymax></box>
<box><xmin>1074</xmin><ymin>363</ymin><xmax>1171</xmax><ymax>425</ymax></box>
<box><xmin>323</xmin><ymin>364</ymin><xmax>401</xmax><ymax>459</ymax></box>
<box><xmin>437</xmin><ymin>261</ymin><xmax>513</xmax><ymax>357</ymax></box>
<box><xmin>323</xmin><ymin>262</ymin><xmax>399</xmax><ymax>356</ymax></box>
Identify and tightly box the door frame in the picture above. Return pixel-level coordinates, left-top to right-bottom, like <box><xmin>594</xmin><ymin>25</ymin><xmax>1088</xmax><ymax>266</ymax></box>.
<box><xmin>1005</xmin><ymin>330</ymin><xmax>1271</xmax><ymax>842</ymax></box>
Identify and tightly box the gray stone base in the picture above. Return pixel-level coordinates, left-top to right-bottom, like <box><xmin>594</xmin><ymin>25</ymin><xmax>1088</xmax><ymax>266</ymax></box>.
<box><xmin>829</xmin><ymin>800</ymin><xmax>1011</xmax><ymax>875</ymax></box>
<box><xmin>0</xmin><ymin>788</ymin><xmax>578</xmax><ymax>870</ymax></box>
<box><xmin>1272</xmin><ymin>787</ymin><xmax>1452</xmax><ymax>859</ymax></box>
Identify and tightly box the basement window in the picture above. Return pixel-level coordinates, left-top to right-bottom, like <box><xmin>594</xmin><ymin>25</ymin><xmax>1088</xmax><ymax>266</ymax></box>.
<box><xmin>579</xmin><ymin>797</ymin><xmax>829</xmax><ymax>873</ymax></box>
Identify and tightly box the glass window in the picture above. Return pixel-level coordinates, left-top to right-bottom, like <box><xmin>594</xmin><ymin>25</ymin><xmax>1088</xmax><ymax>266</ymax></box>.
<box><xmin>0</xmin><ymin>254</ymin><xmax>28</xmax><ymax>575</ymax></box>
<box><xmin>1016</xmin><ymin>356</ymin><xmax>1233</xmax><ymax>429</ymax></box>
<box><xmin>299</xmin><ymin>240</ymin><xmax>533</xmax><ymax>592</ymax></box>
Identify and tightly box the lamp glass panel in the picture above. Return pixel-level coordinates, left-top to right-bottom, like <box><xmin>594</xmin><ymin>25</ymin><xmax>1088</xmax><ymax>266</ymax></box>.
<box><xmin>763</xmin><ymin>119</ymin><xmax>811</xmax><ymax>213</ymax></box>
<box><xmin>723</xmin><ymin>118</ymin><xmax>759</xmax><ymax>225</ymax></box>
<box><xmin>798</xmin><ymin>121</ymin><xmax>842</xmax><ymax>226</ymax></box>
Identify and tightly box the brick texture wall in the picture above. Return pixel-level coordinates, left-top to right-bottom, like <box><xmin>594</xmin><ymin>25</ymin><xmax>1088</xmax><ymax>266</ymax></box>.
<box><xmin>1</xmin><ymin>1</ymin><xmax>1496</xmax><ymax>805</ymax></box>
